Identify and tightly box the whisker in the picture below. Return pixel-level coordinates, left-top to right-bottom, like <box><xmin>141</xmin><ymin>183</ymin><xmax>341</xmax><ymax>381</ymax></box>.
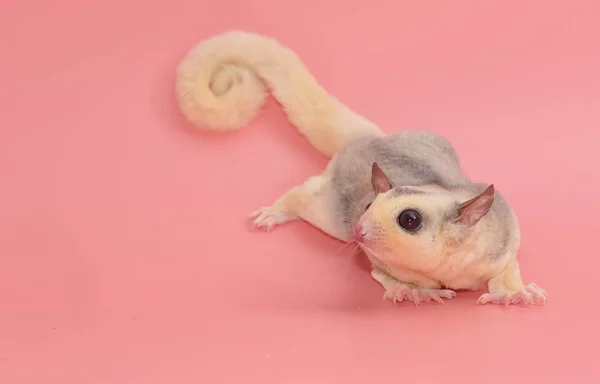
<box><xmin>342</xmin><ymin>241</ymin><xmax>362</xmax><ymax>266</ymax></box>
<box><xmin>333</xmin><ymin>240</ymin><xmax>356</xmax><ymax>256</ymax></box>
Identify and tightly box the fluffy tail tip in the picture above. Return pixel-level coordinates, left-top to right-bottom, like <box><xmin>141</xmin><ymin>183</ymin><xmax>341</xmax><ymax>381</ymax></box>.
<box><xmin>175</xmin><ymin>40</ymin><xmax>268</xmax><ymax>132</ymax></box>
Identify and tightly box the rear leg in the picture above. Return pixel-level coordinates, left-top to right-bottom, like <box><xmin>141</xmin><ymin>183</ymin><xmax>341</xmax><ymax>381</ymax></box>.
<box><xmin>249</xmin><ymin>173</ymin><xmax>348</xmax><ymax>241</ymax></box>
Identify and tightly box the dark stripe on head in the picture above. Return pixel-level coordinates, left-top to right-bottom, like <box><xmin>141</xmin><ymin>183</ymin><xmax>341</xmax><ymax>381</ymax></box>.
<box><xmin>391</xmin><ymin>187</ymin><xmax>427</xmax><ymax>196</ymax></box>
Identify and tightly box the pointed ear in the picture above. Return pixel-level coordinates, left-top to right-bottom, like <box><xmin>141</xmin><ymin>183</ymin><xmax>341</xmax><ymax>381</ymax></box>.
<box><xmin>453</xmin><ymin>185</ymin><xmax>495</xmax><ymax>227</ymax></box>
<box><xmin>371</xmin><ymin>162</ymin><xmax>394</xmax><ymax>194</ymax></box>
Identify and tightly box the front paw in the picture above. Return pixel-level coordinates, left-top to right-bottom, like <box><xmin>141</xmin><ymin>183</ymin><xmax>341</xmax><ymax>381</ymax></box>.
<box><xmin>383</xmin><ymin>284</ymin><xmax>456</xmax><ymax>306</ymax></box>
<box><xmin>249</xmin><ymin>206</ymin><xmax>293</xmax><ymax>231</ymax></box>
<box><xmin>477</xmin><ymin>282</ymin><xmax>547</xmax><ymax>306</ymax></box>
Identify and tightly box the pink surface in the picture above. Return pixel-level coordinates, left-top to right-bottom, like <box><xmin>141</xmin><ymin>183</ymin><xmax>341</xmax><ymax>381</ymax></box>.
<box><xmin>1</xmin><ymin>1</ymin><xmax>599</xmax><ymax>383</ymax></box>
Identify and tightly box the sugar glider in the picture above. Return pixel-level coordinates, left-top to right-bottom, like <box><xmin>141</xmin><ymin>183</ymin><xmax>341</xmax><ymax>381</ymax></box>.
<box><xmin>175</xmin><ymin>31</ymin><xmax>547</xmax><ymax>306</ymax></box>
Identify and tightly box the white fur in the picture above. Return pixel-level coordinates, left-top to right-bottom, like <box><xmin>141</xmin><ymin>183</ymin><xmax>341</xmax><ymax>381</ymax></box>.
<box><xmin>175</xmin><ymin>31</ymin><xmax>383</xmax><ymax>157</ymax></box>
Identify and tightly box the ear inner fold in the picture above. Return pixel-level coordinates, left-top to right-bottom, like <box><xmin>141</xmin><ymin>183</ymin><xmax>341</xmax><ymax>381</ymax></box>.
<box><xmin>371</xmin><ymin>162</ymin><xmax>394</xmax><ymax>194</ymax></box>
<box><xmin>453</xmin><ymin>184</ymin><xmax>495</xmax><ymax>227</ymax></box>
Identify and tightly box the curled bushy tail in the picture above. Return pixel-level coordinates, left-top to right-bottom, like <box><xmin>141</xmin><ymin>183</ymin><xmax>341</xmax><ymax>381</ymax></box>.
<box><xmin>175</xmin><ymin>30</ymin><xmax>383</xmax><ymax>157</ymax></box>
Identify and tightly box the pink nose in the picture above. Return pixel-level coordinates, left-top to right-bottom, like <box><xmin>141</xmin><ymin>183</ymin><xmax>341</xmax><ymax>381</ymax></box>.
<box><xmin>354</xmin><ymin>223</ymin><xmax>368</xmax><ymax>241</ymax></box>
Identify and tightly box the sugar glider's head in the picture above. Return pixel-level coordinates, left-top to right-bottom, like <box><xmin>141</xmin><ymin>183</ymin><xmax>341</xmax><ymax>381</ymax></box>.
<box><xmin>354</xmin><ymin>163</ymin><xmax>495</xmax><ymax>271</ymax></box>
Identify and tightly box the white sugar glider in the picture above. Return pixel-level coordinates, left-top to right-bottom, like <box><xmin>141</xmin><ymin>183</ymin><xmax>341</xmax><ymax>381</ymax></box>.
<box><xmin>175</xmin><ymin>31</ymin><xmax>547</xmax><ymax>306</ymax></box>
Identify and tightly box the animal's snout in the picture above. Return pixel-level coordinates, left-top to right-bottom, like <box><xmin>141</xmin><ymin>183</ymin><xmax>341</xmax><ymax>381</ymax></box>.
<box><xmin>354</xmin><ymin>220</ymin><xmax>371</xmax><ymax>242</ymax></box>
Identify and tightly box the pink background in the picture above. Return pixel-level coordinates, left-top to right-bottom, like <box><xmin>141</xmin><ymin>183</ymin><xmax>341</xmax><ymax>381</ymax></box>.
<box><xmin>1</xmin><ymin>1</ymin><xmax>599</xmax><ymax>383</ymax></box>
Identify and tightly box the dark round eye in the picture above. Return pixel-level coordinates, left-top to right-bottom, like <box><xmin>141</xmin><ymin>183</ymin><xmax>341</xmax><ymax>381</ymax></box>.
<box><xmin>397</xmin><ymin>209</ymin><xmax>422</xmax><ymax>232</ymax></box>
<box><xmin>365</xmin><ymin>202</ymin><xmax>372</xmax><ymax>211</ymax></box>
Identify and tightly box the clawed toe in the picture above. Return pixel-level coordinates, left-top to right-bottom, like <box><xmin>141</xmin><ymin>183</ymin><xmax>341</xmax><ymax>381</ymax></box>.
<box><xmin>525</xmin><ymin>283</ymin><xmax>548</xmax><ymax>304</ymax></box>
<box><xmin>477</xmin><ymin>283</ymin><xmax>547</xmax><ymax>307</ymax></box>
<box><xmin>384</xmin><ymin>285</ymin><xmax>457</xmax><ymax>306</ymax></box>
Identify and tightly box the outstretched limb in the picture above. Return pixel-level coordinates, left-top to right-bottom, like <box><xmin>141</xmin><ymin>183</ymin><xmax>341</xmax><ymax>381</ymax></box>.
<box><xmin>249</xmin><ymin>173</ymin><xmax>347</xmax><ymax>241</ymax></box>
<box><xmin>477</xmin><ymin>259</ymin><xmax>547</xmax><ymax>306</ymax></box>
<box><xmin>371</xmin><ymin>268</ymin><xmax>456</xmax><ymax>306</ymax></box>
